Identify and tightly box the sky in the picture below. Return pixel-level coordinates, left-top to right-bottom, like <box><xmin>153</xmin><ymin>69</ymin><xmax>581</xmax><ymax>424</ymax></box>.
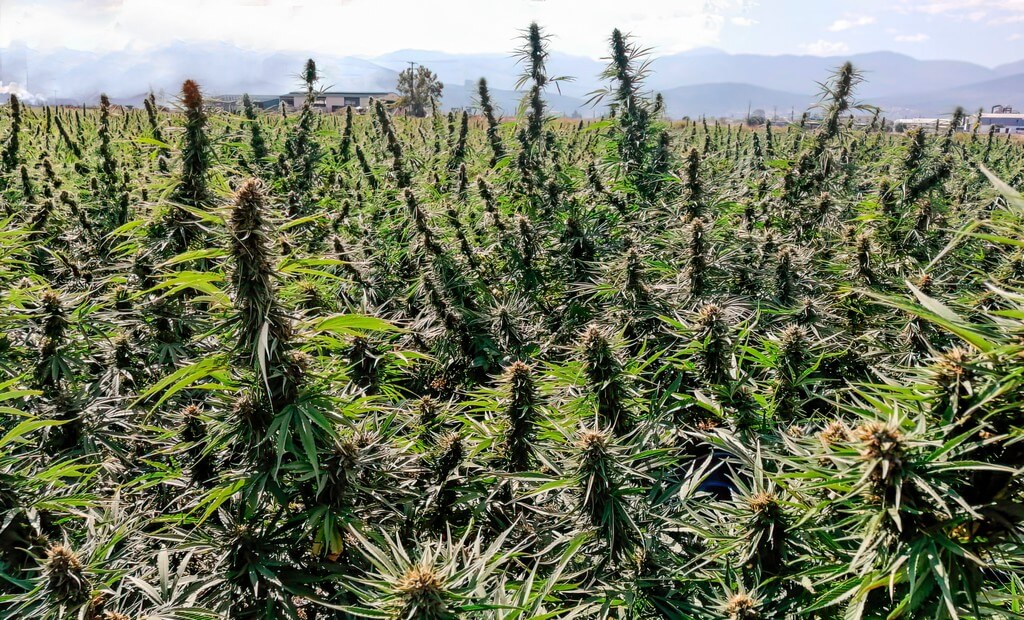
<box><xmin>0</xmin><ymin>0</ymin><xmax>1021</xmax><ymax>66</ymax></box>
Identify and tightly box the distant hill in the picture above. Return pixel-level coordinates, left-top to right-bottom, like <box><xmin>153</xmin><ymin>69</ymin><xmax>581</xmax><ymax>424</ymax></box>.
<box><xmin>874</xmin><ymin>73</ymin><xmax>1024</xmax><ymax>117</ymax></box>
<box><xmin>381</xmin><ymin>48</ymin><xmax>1002</xmax><ymax>102</ymax></box>
<box><xmin>0</xmin><ymin>41</ymin><xmax>1020</xmax><ymax>118</ymax></box>
<box><xmin>370</xmin><ymin>49</ymin><xmax>605</xmax><ymax>99</ymax></box>
<box><xmin>994</xmin><ymin>60</ymin><xmax>1024</xmax><ymax>77</ymax></box>
<box><xmin>442</xmin><ymin>81</ymin><xmax>592</xmax><ymax>118</ymax></box>
<box><xmin>657</xmin><ymin>82</ymin><xmax>813</xmax><ymax>119</ymax></box>
<box><xmin>646</xmin><ymin>51</ymin><xmax>989</xmax><ymax>100</ymax></box>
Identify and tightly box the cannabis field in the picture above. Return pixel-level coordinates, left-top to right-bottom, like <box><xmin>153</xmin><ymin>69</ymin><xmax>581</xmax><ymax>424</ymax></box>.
<box><xmin>2</xmin><ymin>24</ymin><xmax>1024</xmax><ymax>620</ymax></box>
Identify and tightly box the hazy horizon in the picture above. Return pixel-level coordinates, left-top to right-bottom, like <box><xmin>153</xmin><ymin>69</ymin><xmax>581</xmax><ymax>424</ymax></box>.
<box><xmin>1</xmin><ymin>1</ymin><xmax>1019</xmax><ymax>117</ymax></box>
<box><xmin>1</xmin><ymin>0</ymin><xmax>1020</xmax><ymax>65</ymax></box>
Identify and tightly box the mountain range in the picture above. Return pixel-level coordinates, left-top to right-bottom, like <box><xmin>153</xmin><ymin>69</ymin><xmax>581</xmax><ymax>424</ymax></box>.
<box><xmin>1</xmin><ymin>42</ymin><xmax>1020</xmax><ymax>118</ymax></box>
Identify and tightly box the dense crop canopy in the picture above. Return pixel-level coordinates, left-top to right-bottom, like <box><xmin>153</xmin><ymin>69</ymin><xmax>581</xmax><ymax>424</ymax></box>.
<box><xmin>1</xmin><ymin>26</ymin><xmax>1024</xmax><ymax>620</ymax></box>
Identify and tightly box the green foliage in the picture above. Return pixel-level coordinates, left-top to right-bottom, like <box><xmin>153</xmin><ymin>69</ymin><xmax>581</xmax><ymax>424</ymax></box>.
<box><xmin>397</xmin><ymin>65</ymin><xmax>444</xmax><ymax>118</ymax></box>
<box><xmin>0</xmin><ymin>32</ymin><xmax>1022</xmax><ymax>620</ymax></box>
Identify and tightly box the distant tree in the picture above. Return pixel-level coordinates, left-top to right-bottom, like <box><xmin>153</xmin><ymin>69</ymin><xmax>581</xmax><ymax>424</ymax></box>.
<box><xmin>396</xmin><ymin>65</ymin><xmax>443</xmax><ymax>117</ymax></box>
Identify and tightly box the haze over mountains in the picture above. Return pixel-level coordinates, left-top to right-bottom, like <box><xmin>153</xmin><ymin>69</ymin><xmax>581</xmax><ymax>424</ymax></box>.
<box><xmin>1</xmin><ymin>41</ymin><xmax>1020</xmax><ymax>118</ymax></box>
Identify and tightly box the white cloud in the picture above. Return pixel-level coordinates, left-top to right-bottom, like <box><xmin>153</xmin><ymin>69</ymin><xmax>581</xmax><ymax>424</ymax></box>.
<box><xmin>901</xmin><ymin>1</ymin><xmax>1024</xmax><ymax>16</ymax></box>
<box><xmin>895</xmin><ymin>32</ymin><xmax>931</xmax><ymax>41</ymax></box>
<box><xmin>800</xmin><ymin>40</ymin><xmax>851</xmax><ymax>55</ymax></box>
<box><xmin>731</xmin><ymin>16</ymin><xmax>758</xmax><ymax>26</ymax></box>
<box><xmin>0</xmin><ymin>0</ymin><xmax>757</xmax><ymax>58</ymax></box>
<box><xmin>1010</xmin><ymin>32</ymin><xmax>1024</xmax><ymax>39</ymax></box>
<box><xmin>828</xmin><ymin>15</ymin><xmax>877</xmax><ymax>31</ymax></box>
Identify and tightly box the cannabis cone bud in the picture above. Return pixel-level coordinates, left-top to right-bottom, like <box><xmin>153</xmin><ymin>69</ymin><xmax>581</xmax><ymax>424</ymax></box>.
<box><xmin>333</xmin><ymin>438</ymin><xmax>361</xmax><ymax>473</ymax></box>
<box><xmin>297</xmin><ymin>279</ymin><xmax>326</xmax><ymax>310</ymax></box>
<box><xmin>855</xmin><ymin>421</ymin><xmax>903</xmax><ymax>462</ymax></box>
<box><xmin>933</xmin><ymin>347</ymin><xmax>971</xmax><ymax>387</ymax></box>
<box><xmin>684</xmin><ymin>147</ymin><xmax>702</xmax><ymax>206</ymax></box>
<box><xmin>435</xmin><ymin>432</ymin><xmax>463</xmax><ymax>479</ymax></box>
<box><xmin>285</xmin><ymin>350</ymin><xmax>314</xmax><ymax>384</ymax></box>
<box><xmin>581</xmin><ymin>326</ymin><xmax>631</xmax><ymax>434</ymax></box>
<box><xmin>797</xmin><ymin>297</ymin><xmax>819</xmax><ymax>325</ymax></box>
<box><xmin>397</xmin><ymin>563</ymin><xmax>448</xmax><ymax>619</ymax></box>
<box><xmin>624</xmin><ymin>247</ymin><xmax>647</xmax><ymax>296</ymax></box>
<box><xmin>417</xmin><ymin>396</ymin><xmax>442</xmax><ymax>437</ymax></box>
<box><xmin>695</xmin><ymin>303</ymin><xmax>730</xmax><ymax>383</ymax></box>
<box><xmin>725</xmin><ymin>593</ymin><xmax>760</xmax><ymax>620</ymax></box>
<box><xmin>773</xmin><ymin>324</ymin><xmax>809</xmax><ymax>420</ymax></box>
<box><xmin>398</xmin><ymin>564</ymin><xmax>444</xmax><ymax>596</ymax></box>
<box><xmin>45</xmin><ymin>544</ymin><xmax>90</xmax><ymax>603</ymax></box>
<box><xmin>182</xmin><ymin>79</ymin><xmax>202</xmax><ymax>111</ymax></box>
<box><xmin>776</xmin><ymin>247</ymin><xmax>797</xmax><ymax>303</ymax></box>
<box><xmin>319</xmin><ymin>437</ymin><xmax>361</xmax><ymax>507</ymax></box>
<box><xmin>347</xmin><ymin>335</ymin><xmax>381</xmax><ymax>392</ymax></box>
<box><xmin>229</xmin><ymin>178</ymin><xmax>291</xmax><ymax>358</ymax></box>
<box><xmin>747</xmin><ymin>491</ymin><xmax>779</xmax><ymax>516</ymax></box>
<box><xmin>915</xmin><ymin>273</ymin><xmax>933</xmax><ymax>294</ymax></box>
<box><xmin>502</xmin><ymin>361</ymin><xmax>538</xmax><ymax>471</ymax></box>
<box><xmin>180</xmin><ymin>404</ymin><xmax>204</xmax><ymax>438</ymax></box>
<box><xmin>819</xmin><ymin>420</ymin><xmax>850</xmax><ymax>446</ymax></box>
<box><xmin>695</xmin><ymin>303</ymin><xmax>722</xmax><ymax>327</ymax></box>
<box><xmin>745</xmin><ymin>490</ymin><xmax>787</xmax><ymax>575</ymax></box>
<box><xmin>778</xmin><ymin>325</ymin><xmax>808</xmax><ymax>372</ymax></box>
<box><xmin>302</xmin><ymin>58</ymin><xmax>318</xmax><ymax>88</ymax></box>
<box><xmin>855</xmin><ymin>421</ymin><xmax>904</xmax><ymax>488</ymax></box>
<box><xmin>167</xmin><ymin>78</ymin><xmax>211</xmax><ymax>251</ymax></box>
<box><xmin>232</xmin><ymin>179</ymin><xmax>269</xmax><ymax>236</ymax></box>
<box><xmin>573</xmin><ymin>424</ymin><xmax>633</xmax><ymax>559</ymax></box>
<box><xmin>478</xmin><ymin>77</ymin><xmax>505</xmax><ymax>165</ymax></box>
<box><xmin>507</xmin><ymin>361</ymin><xmax>531</xmax><ymax>382</ymax></box>
<box><xmin>577</xmin><ymin>428</ymin><xmax>610</xmax><ymax>462</ymax></box>
<box><xmin>35</xmin><ymin>289</ymin><xmax>68</xmax><ymax>390</ymax></box>
<box><xmin>686</xmin><ymin>217</ymin><xmax>708</xmax><ymax>296</ymax></box>
<box><xmin>233</xmin><ymin>392</ymin><xmax>263</xmax><ymax>427</ymax></box>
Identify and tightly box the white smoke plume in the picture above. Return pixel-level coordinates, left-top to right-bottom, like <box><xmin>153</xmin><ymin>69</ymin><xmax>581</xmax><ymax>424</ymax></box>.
<box><xmin>0</xmin><ymin>82</ymin><xmax>47</xmax><ymax>105</ymax></box>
